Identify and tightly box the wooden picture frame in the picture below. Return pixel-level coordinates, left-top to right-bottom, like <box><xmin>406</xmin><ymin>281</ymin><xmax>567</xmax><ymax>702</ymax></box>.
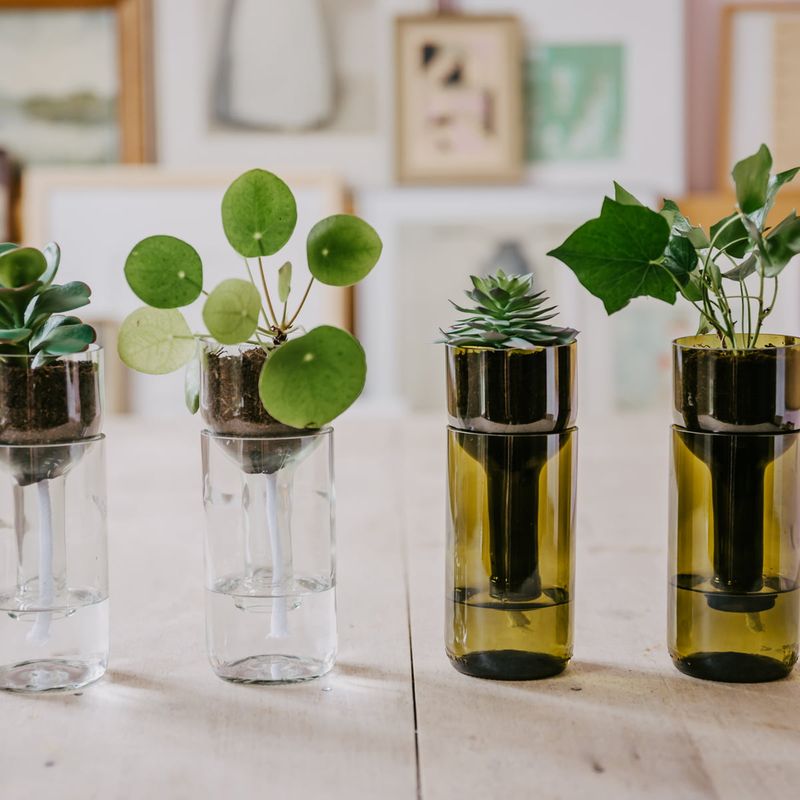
<box><xmin>0</xmin><ymin>0</ymin><xmax>154</xmax><ymax>163</ymax></box>
<box><xmin>394</xmin><ymin>14</ymin><xmax>523</xmax><ymax>185</ymax></box>
<box><xmin>717</xmin><ymin>2</ymin><xmax>800</xmax><ymax>188</ymax></box>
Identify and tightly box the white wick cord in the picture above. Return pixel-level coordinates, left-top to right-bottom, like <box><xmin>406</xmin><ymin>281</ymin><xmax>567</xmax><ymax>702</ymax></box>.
<box><xmin>265</xmin><ymin>472</ymin><xmax>289</xmax><ymax>639</ymax></box>
<box><xmin>28</xmin><ymin>480</ymin><xmax>54</xmax><ymax>645</ymax></box>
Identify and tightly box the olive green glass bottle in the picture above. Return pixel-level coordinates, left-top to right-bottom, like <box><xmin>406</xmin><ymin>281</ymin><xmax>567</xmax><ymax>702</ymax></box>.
<box><xmin>445</xmin><ymin>343</ymin><xmax>577</xmax><ymax>680</ymax></box>
<box><xmin>669</xmin><ymin>334</ymin><xmax>800</xmax><ymax>682</ymax></box>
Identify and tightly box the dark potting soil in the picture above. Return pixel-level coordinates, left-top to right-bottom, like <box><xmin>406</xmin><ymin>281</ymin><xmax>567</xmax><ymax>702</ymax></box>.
<box><xmin>0</xmin><ymin>360</ymin><xmax>101</xmax><ymax>444</ymax></box>
<box><xmin>201</xmin><ymin>346</ymin><xmax>301</xmax><ymax>437</ymax></box>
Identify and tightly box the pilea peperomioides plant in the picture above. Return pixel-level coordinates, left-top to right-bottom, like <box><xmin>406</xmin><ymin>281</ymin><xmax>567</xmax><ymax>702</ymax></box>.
<box><xmin>117</xmin><ymin>169</ymin><xmax>382</xmax><ymax>428</ymax></box>
<box><xmin>0</xmin><ymin>242</ymin><xmax>95</xmax><ymax>366</ymax></box>
<box><xmin>548</xmin><ymin>144</ymin><xmax>800</xmax><ymax>350</ymax></box>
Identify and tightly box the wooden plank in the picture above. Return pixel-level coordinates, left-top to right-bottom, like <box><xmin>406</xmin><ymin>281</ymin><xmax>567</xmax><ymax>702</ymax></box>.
<box><xmin>404</xmin><ymin>414</ymin><xmax>800</xmax><ymax>800</ymax></box>
<box><xmin>0</xmin><ymin>417</ymin><xmax>417</xmax><ymax>799</ymax></box>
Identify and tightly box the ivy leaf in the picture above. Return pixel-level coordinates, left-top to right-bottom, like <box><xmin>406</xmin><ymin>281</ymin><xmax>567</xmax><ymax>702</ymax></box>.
<box><xmin>710</xmin><ymin>214</ymin><xmax>750</xmax><ymax>258</ymax></box>
<box><xmin>614</xmin><ymin>182</ymin><xmax>643</xmax><ymax>206</ymax></box>
<box><xmin>732</xmin><ymin>144</ymin><xmax>772</xmax><ymax>214</ymax></box>
<box><xmin>202</xmin><ymin>278</ymin><xmax>261</xmax><ymax>345</ymax></box>
<box><xmin>762</xmin><ymin>211</ymin><xmax>800</xmax><ymax>277</ymax></box>
<box><xmin>722</xmin><ymin>254</ymin><xmax>758</xmax><ymax>281</ymax></box>
<box><xmin>0</xmin><ymin>247</ymin><xmax>46</xmax><ymax>289</ymax></box>
<box><xmin>259</xmin><ymin>325</ymin><xmax>366</xmax><ymax>428</ymax></box>
<box><xmin>117</xmin><ymin>307</ymin><xmax>195</xmax><ymax>374</ymax></box>
<box><xmin>307</xmin><ymin>215</ymin><xmax>383</xmax><ymax>287</ymax></box>
<box><xmin>221</xmin><ymin>169</ymin><xmax>297</xmax><ymax>258</ymax></box>
<box><xmin>278</xmin><ymin>261</ymin><xmax>292</xmax><ymax>303</ymax></box>
<box><xmin>125</xmin><ymin>235</ymin><xmax>203</xmax><ymax>309</ymax></box>
<box><xmin>663</xmin><ymin>237</ymin><xmax>698</xmax><ymax>280</ymax></box>
<box><xmin>547</xmin><ymin>197</ymin><xmax>674</xmax><ymax>314</ymax></box>
<box><xmin>661</xmin><ymin>200</ymin><xmax>709</xmax><ymax>248</ymax></box>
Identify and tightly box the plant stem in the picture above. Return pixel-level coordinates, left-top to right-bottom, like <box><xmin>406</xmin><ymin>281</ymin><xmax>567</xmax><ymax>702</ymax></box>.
<box><xmin>287</xmin><ymin>278</ymin><xmax>315</xmax><ymax>328</ymax></box>
<box><xmin>258</xmin><ymin>257</ymin><xmax>280</xmax><ymax>327</ymax></box>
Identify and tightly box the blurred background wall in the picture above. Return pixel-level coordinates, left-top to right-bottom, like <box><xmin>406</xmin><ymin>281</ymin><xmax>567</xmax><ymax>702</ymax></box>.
<box><xmin>1</xmin><ymin>0</ymin><xmax>798</xmax><ymax>418</ymax></box>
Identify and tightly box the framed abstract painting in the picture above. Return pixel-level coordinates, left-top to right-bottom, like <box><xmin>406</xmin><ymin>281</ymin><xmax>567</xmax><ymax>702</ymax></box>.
<box><xmin>394</xmin><ymin>14</ymin><xmax>523</xmax><ymax>184</ymax></box>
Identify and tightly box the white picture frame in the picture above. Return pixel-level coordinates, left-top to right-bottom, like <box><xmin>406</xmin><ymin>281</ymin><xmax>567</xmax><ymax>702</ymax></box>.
<box><xmin>154</xmin><ymin>0</ymin><xmax>390</xmax><ymax>185</ymax></box>
<box><xmin>23</xmin><ymin>166</ymin><xmax>350</xmax><ymax>416</ymax></box>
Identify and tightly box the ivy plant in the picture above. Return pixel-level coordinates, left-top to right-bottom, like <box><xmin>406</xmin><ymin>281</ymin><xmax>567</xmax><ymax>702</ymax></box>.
<box><xmin>117</xmin><ymin>169</ymin><xmax>382</xmax><ymax>428</ymax></box>
<box><xmin>0</xmin><ymin>242</ymin><xmax>95</xmax><ymax>366</ymax></box>
<box><xmin>548</xmin><ymin>144</ymin><xmax>800</xmax><ymax>349</ymax></box>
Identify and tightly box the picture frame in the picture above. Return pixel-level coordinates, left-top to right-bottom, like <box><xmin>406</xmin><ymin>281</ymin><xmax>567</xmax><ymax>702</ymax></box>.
<box><xmin>154</xmin><ymin>0</ymin><xmax>387</xmax><ymax>185</ymax></box>
<box><xmin>0</xmin><ymin>0</ymin><xmax>154</xmax><ymax>164</ymax></box>
<box><xmin>446</xmin><ymin>0</ymin><xmax>685</xmax><ymax>195</ymax></box>
<box><xmin>394</xmin><ymin>14</ymin><xmax>524</xmax><ymax>184</ymax></box>
<box><xmin>717</xmin><ymin>2</ymin><xmax>800</xmax><ymax>187</ymax></box>
<box><xmin>22</xmin><ymin>166</ymin><xmax>351</xmax><ymax>415</ymax></box>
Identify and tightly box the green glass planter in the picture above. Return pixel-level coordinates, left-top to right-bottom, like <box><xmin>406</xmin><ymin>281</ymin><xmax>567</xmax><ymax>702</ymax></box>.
<box><xmin>445</xmin><ymin>344</ymin><xmax>577</xmax><ymax>680</ymax></box>
<box><xmin>669</xmin><ymin>334</ymin><xmax>800</xmax><ymax>682</ymax></box>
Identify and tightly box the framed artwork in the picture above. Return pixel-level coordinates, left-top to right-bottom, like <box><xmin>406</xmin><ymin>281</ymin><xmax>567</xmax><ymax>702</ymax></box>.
<box><xmin>718</xmin><ymin>2</ymin><xmax>800</xmax><ymax>185</ymax></box>
<box><xmin>0</xmin><ymin>0</ymin><xmax>153</xmax><ymax>164</ymax></box>
<box><xmin>394</xmin><ymin>14</ymin><xmax>523</xmax><ymax>184</ymax></box>
<box><xmin>23</xmin><ymin>166</ymin><xmax>350</xmax><ymax>415</ymax></box>
<box><xmin>443</xmin><ymin>0</ymin><xmax>684</xmax><ymax>194</ymax></box>
<box><xmin>526</xmin><ymin>44</ymin><xmax>624</xmax><ymax>162</ymax></box>
<box><xmin>154</xmin><ymin>0</ymin><xmax>385</xmax><ymax>184</ymax></box>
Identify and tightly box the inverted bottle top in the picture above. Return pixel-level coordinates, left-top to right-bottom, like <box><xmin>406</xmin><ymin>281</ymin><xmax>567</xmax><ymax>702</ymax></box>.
<box><xmin>673</xmin><ymin>334</ymin><xmax>800</xmax><ymax>433</ymax></box>
<box><xmin>446</xmin><ymin>342</ymin><xmax>576</xmax><ymax>434</ymax></box>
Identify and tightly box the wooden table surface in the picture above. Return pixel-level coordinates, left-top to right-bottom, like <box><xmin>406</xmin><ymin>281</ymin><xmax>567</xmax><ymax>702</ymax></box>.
<box><xmin>2</xmin><ymin>413</ymin><xmax>799</xmax><ymax>800</ymax></box>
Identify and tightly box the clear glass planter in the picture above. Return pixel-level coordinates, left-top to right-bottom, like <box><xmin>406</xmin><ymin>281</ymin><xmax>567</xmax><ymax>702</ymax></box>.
<box><xmin>201</xmin><ymin>428</ymin><xmax>336</xmax><ymax>683</ymax></box>
<box><xmin>446</xmin><ymin>428</ymin><xmax>577</xmax><ymax>680</ymax></box>
<box><xmin>0</xmin><ymin>436</ymin><xmax>109</xmax><ymax>692</ymax></box>
<box><xmin>669</xmin><ymin>335</ymin><xmax>800</xmax><ymax>682</ymax></box>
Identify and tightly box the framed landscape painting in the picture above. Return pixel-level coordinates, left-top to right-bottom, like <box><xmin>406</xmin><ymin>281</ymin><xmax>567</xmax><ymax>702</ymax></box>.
<box><xmin>0</xmin><ymin>0</ymin><xmax>153</xmax><ymax>164</ymax></box>
<box><xmin>395</xmin><ymin>14</ymin><xmax>523</xmax><ymax>184</ymax></box>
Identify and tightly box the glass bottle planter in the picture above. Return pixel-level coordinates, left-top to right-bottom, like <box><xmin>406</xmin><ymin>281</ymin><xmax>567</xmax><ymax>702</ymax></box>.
<box><xmin>669</xmin><ymin>334</ymin><xmax>800</xmax><ymax>682</ymax></box>
<box><xmin>0</xmin><ymin>348</ymin><xmax>108</xmax><ymax>692</ymax></box>
<box><xmin>445</xmin><ymin>344</ymin><xmax>577</xmax><ymax>680</ymax></box>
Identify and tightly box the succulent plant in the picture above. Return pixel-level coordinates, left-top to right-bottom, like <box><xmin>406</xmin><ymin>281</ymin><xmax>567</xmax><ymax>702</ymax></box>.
<box><xmin>441</xmin><ymin>270</ymin><xmax>578</xmax><ymax>348</ymax></box>
<box><xmin>0</xmin><ymin>242</ymin><xmax>95</xmax><ymax>366</ymax></box>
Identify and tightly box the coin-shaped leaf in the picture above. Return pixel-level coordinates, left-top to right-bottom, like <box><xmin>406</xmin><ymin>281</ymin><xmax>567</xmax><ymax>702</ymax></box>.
<box><xmin>117</xmin><ymin>307</ymin><xmax>195</xmax><ymax>374</ymax></box>
<box><xmin>221</xmin><ymin>169</ymin><xmax>297</xmax><ymax>258</ymax></box>
<box><xmin>202</xmin><ymin>278</ymin><xmax>261</xmax><ymax>345</ymax></box>
<box><xmin>258</xmin><ymin>325</ymin><xmax>366</xmax><ymax>428</ymax></box>
<box><xmin>307</xmin><ymin>215</ymin><xmax>382</xmax><ymax>287</ymax></box>
<box><xmin>125</xmin><ymin>235</ymin><xmax>203</xmax><ymax>309</ymax></box>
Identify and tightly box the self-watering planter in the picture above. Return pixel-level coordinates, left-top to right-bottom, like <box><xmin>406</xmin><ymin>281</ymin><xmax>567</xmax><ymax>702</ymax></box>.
<box><xmin>440</xmin><ymin>271</ymin><xmax>578</xmax><ymax>681</ymax></box>
<box><xmin>0</xmin><ymin>347</ymin><xmax>108</xmax><ymax>692</ymax></box>
<box><xmin>118</xmin><ymin>168</ymin><xmax>380</xmax><ymax>684</ymax></box>
<box><xmin>200</xmin><ymin>344</ymin><xmax>335</xmax><ymax>683</ymax></box>
<box><xmin>668</xmin><ymin>334</ymin><xmax>800</xmax><ymax>682</ymax></box>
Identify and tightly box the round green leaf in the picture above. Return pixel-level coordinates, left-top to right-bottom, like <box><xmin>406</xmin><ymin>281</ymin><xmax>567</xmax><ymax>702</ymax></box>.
<box><xmin>259</xmin><ymin>325</ymin><xmax>366</xmax><ymax>428</ymax></box>
<box><xmin>307</xmin><ymin>215</ymin><xmax>382</xmax><ymax>287</ymax></box>
<box><xmin>117</xmin><ymin>307</ymin><xmax>195</xmax><ymax>374</ymax></box>
<box><xmin>202</xmin><ymin>278</ymin><xmax>261</xmax><ymax>345</ymax></box>
<box><xmin>0</xmin><ymin>247</ymin><xmax>47</xmax><ymax>289</ymax></box>
<box><xmin>221</xmin><ymin>169</ymin><xmax>297</xmax><ymax>258</ymax></box>
<box><xmin>125</xmin><ymin>235</ymin><xmax>203</xmax><ymax>309</ymax></box>
<box><xmin>307</xmin><ymin>214</ymin><xmax>383</xmax><ymax>286</ymax></box>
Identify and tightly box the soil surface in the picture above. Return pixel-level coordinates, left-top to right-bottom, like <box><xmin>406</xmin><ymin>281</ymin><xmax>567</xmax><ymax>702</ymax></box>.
<box><xmin>0</xmin><ymin>360</ymin><xmax>101</xmax><ymax>444</ymax></box>
<box><xmin>201</xmin><ymin>346</ymin><xmax>301</xmax><ymax>437</ymax></box>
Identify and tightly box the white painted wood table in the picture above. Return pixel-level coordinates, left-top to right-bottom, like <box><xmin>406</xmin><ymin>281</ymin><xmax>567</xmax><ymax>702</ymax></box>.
<box><xmin>2</xmin><ymin>413</ymin><xmax>799</xmax><ymax>800</ymax></box>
